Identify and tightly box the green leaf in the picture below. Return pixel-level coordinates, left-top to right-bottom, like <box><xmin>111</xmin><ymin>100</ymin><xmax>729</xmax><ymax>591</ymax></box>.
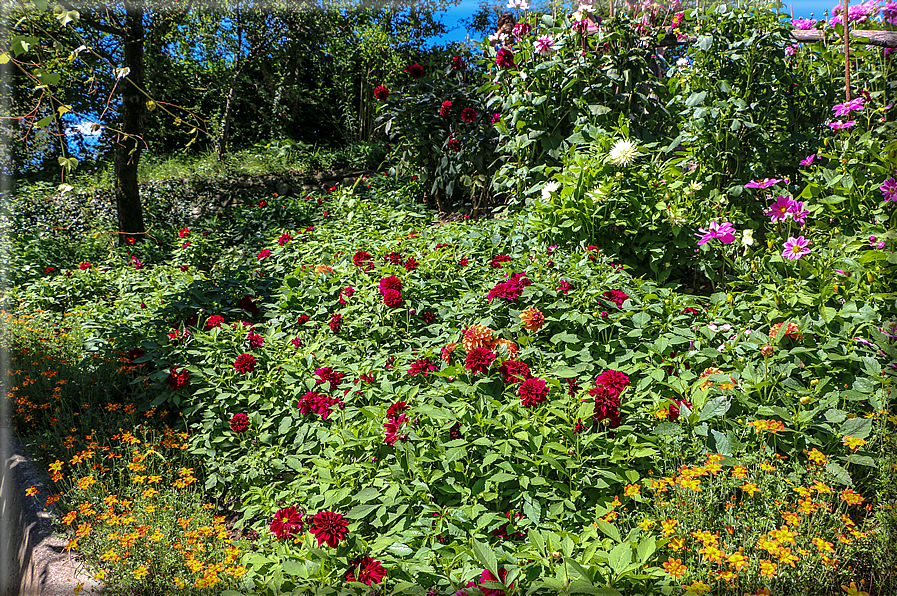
<box><xmin>697</xmin><ymin>35</ymin><xmax>713</xmax><ymax>51</ymax></box>
<box><xmin>685</xmin><ymin>91</ymin><xmax>707</xmax><ymax>107</ymax></box>
<box><xmin>698</xmin><ymin>397</ymin><xmax>730</xmax><ymax>421</ymax></box>
<box><xmin>840</xmin><ymin>417</ymin><xmax>872</xmax><ymax>440</ymax></box>
<box><xmin>710</xmin><ymin>429</ymin><xmax>732</xmax><ymax>456</ymax></box>
<box><xmin>825</xmin><ymin>462</ymin><xmax>853</xmax><ymax>486</ymax></box>
<box><xmin>388</xmin><ymin>542</ymin><xmax>413</xmax><ymax>556</ymax></box>
<box><xmin>607</xmin><ymin>542</ymin><xmax>631</xmax><ymax>577</ymax></box>
<box><xmin>653</xmin><ymin>422</ymin><xmax>683</xmax><ymax>436</ymax></box>
<box><xmin>471</xmin><ymin>539</ymin><xmax>499</xmax><ymax>580</ymax></box>
<box><xmin>346</xmin><ymin>504</ymin><xmax>378</xmax><ymax>519</ymax></box>
<box><xmin>595</xmin><ymin>519</ymin><xmax>621</xmax><ymax>543</ymax></box>
<box><xmin>636</xmin><ymin>535</ymin><xmax>656</xmax><ymax>564</ymax></box>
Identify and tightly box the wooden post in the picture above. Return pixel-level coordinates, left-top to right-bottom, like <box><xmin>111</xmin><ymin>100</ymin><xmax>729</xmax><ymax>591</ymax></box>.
<box><xmin>844</xmin><ymin>0</ymin><xmax>851</xmax><ymax>101</ymax></box>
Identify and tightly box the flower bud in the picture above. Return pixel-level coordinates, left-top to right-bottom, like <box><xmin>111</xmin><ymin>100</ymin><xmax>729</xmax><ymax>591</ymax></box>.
<box><xmin>761</xmin><ymin>345</ymin><xmax>774</xmax><ymax>357</ymax></box>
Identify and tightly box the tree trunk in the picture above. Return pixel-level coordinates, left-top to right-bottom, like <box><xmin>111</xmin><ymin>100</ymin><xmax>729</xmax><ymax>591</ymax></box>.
<box><xmin>114</xmin><ymin>0</ymin><xmax>146</xmax><ymax>244</ymax></box>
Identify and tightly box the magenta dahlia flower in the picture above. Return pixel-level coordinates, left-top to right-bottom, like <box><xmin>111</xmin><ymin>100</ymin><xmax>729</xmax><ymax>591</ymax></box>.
<box><xmin>534</xmin><ymin>35</ymin><xmax>555</xmax><ymax>55</ymax></box>
<box><xmin>383</xmin><ymin>413</ymin><xmax>408</xmax><ymax>446</ymax></box>
<box><xmin>247</xmin><ymin>330</ymin><xmax>264</xmax><ymax>348</ymax></box>
<box><xmin>880</xmin><ymin>177</ymin><xmax>897</xmax><ymax>201</ymax></box>
<box><xmin>499</xmin><ymin>360</ymin><xmax>531</xmax><ymax>384</ymax></box>
<box><xmin>383</xmin><ymin>288</ymin><xmax>403</xmax><ymax>307</ymax></box>
<box><xmin>310</xmin><ymin>511</ymin><xmax>348</xmax><ymax>548</ymax></box>
<box><xmin>602</xmin><ymin>290</ymin><xmax>629</xmax><ymax>308</ymax></box>
<box><xmin>278</xmin><ymin>233</ymin><xmax>292</xmax><ymax>246</ymax></box>
<box><xmin>695</xmin><ymin>220</ymin><xmax>736</xmax><ymax>245</ymax></box>
<box><xmin>767</xmin><ymin>195</ymin><xmax>795</xmax><ymax>222</ymax></box>
<box><xmin>460</xmin><ymin>107</ymin><xmax>478</xmax><ymax>123</ymax></box>
<box><xmin>329</xmin><ymin>313</ymin><xmax>342</xmax><ymax>333</ymax></box>
<box><xmin>234</xmin><ymin>353</ymin><xmax>256</xmax><ymax>373</ymax></box>
<box><xmin>270</xmin><ymin>506</ymin><xmax>303</xmax><ymax>539</ymax></box>
<box><xmin>496</xmin><ymin>47</ymin><xmax>516</xmax><ymax>69</ymax></box>
<box><xmin>205</xmin><ymin>315</ymin><xmax>225</xmax><ymax>330</ymax></box>
<box><xmin>408</xmin><ymin>358</ymin><xmax>437</xmax><ymax>377</ymax></box>
<box><xmin>346</xmin><ymin>555</ymin><xmax>386</xmax><ymax>585</ymax></box>
<box><xmin>439</xmin><ymin>100</ymin><xmax>452</xmax><ymax>117</ymax></box>
<box><xmin>782</xmin><ymin>236</ymin><xmax>811</xmax><ymax>260</ymax></box>
<box><xmin>257</xmin><ymin>249</ymin><xmax>271</xmax><ymax>260</ymax></box>
<box><xmin>518</xmin><ymin>377</ymin><xmax>548</xmax><ymax>408</ymax></box>
<box><xmin>379</xmin><ymin>276</ymin><xmax>403</xmax><ymax>294</ymax></box>
<box><xmin>465</xmin><ymin>347</ymin><xmax>496</xmax><ymax>375</ymax></box>
<box><xmin>373</xmin><ymin>86</ymin><xmax>389</xmax><ymax>101</ymax></box>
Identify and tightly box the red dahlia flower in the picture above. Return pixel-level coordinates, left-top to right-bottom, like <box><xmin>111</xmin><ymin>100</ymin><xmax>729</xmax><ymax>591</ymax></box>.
<box><xmin>379</xmin><ymin>276</ymin><xmax>403</xmax><ymax>294</ymax></box>
<box><xmin>257</xmin><ymin>249</ymin><xmax>271</xmax><ymax>260</ymax></box>
<box><xmin>178</xmin><ymin>228</ymin><xmax>190</xmax><ymax>238</ymax></box>
<box><xmin>297</xmin><ymin>313</ymin><xmax>310</xmax><ymax>325</ymax></box>
<box><xmin>461</xmin><ymin>107</ymin><xmax>478</xmax><ymax>123</ymax></box>
<box><xmin>234</xmin><ymin>353</ymin><xmax>257</xmax><ymax>373</ymax></box>
<box><xmin>405</xmin><ymin>63</ymin><xmax>425</xmax><ymax>78</ymax></box>
<box><xmin>314</xmin><ymin>367</ymin><xmax>345</xmax><ymax>391</ymax></box>
<box><xmin>556</xmin><ymin>280</ymin><xmax>574</xmax><ymax>294</ymax></box>
<box><xmin>247</xmin><ymin>330</ymin><xmax>264</xmax><ymax>348</ymax></box>
<box><xmin>78</xmin><ymin>262</ymin><xmax>92</xmax><ymax>270</ymax></box>
<box><xmin>519</xmin><ymin>377</ymin><xmax>548</xmax><ymax>408</ymax></box>
<box><xmin>383</xmin><ymin>413</ymin><xmax>408</xmax><ymax>445</ymax></box>
<box><xmin>230</xmin><ymin>413</ymin><xmax>250</xmax><ymax>433</ymax></box>
<box><xmin>204</xmin><ymin>315</ymin><xmax>224</xmax><ymax>330</ymax></box>
<box><xmin>451</xmin><ymin>55</ymin><xmax>466</xmax><ymax>70</ymax></box>
<box><xmin>496</xmin><ymin>47</ymin><xmax>516</xmax><ymax>69</ymax></box>
<box><xmin>465</xmin><ymin>347</ymin><xmax>496</xmax><ymax>375</ymax></box>
<box><xmin>238</xmin><ymin>295</ymin><xmax>259</xmax><ymax>316</ymax></box>
<box><xmin>353</xmin><ymin>250</ymin><xmax>371</xmax><ymax>267</ymax></box>
<box><xmin>373</xmin><ymin>85</ymin><xmax>389</xmax><ymax>101</ymax></box>
<box><xmin>595</xmin><ymin>370</ymin><xmax>630</xmax><ymax>396</ymax></box>
<box><xmin>490</xmin><ymin>254</ymin><xmax>512</xmax><ymax>268</ymax></box>
<box><xmin>166</xmin><ymin>367</ymin><xmax>190</xmax><ymax>389</ymax></box>
<box><xmin>270</xmin><ymin>506</ymin><xmax>303</xmax><ymax>539</ymax></box>
<box><xmin>602</xmin><ymin>290</ymin><xmax>629</xmax><ymax>308</ymax></box>
<box><xmin>588</xmin><ymin>384</ymin><xmax>621</xmax><ymax>427</ymax></box>
<box><xmin>404</xmin><ymin>256</ymin><xmax>420</xmax><ymax>271</ymax></box>
<box><xmin>447</xmin><ymin>138</ymin><xmax>461</xmax><ymax>152</ymax></box>
<box><xmin>386</xmin><ymin>401</ymin><xmax>409</xmax><ymax>419</ymax></box>
<box><xmin>419</xmin><ymin>311</ymin><xmax>436</xmax><ymax>325</ymax></box>
<box><xmin>408</xmin><ymin>358</ymin><xmax>437</xmax><ymax>377</ymax></box>
<box><xmin>383</xmin><ymin>288</ymin><xmax>403</xmax><ymax>307</ymax></box>
<box><xmin>499</xmin><ymin>360</ymin><xmax>531</xmax><ymax>384</ymax></box>
<box><xmin>478</xmin><ymin>567</ymin><xmax>512</xmax><ymax>596</ymax></box>
<box><xmin>668</xmin><ymin>399</ymin><xmax>692</xmax><ymax>421</ymax></box>
<box><xmin>346</xmin><ymin>555</ymin><xmax>386</xmax><ymax>585</ymax></box>
<box><xmin>329</xmin><ymin>313</ymin><xmax>342</xmax><ymax>333</ymax></box>
<box><xmin>278</xmin><ymin>233</ymin><xmax>292</xmax><ymax>246</ymax></box>
<box><xmin>126</xmin><ymin>348</ymin><xmax>144</xmax><ymax>362</ymax></box>
<box><xmin>439</xmin><ymin>100</ymin><xmax>452</xmax><ymax>117</ymax></box>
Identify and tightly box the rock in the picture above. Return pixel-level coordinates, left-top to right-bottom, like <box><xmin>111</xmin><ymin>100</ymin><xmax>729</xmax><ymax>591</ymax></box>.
<box><xmin>275</xmin><ymin>180</ymin><xmax>291</xmax><ymax>196</ymax></box>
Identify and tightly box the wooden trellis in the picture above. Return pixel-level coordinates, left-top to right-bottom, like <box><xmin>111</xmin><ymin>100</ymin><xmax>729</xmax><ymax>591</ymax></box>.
<box><xmin>655</xmin><ymin>29</ymin><xmax>897</xmax><ymax>48</ymax></box>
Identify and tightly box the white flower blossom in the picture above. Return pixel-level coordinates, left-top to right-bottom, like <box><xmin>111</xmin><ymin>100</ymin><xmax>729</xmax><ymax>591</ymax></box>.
<box><xmin>608</xmin><ymin>139</ymin><xmax>639</xmax><ymax>166</ymax></box>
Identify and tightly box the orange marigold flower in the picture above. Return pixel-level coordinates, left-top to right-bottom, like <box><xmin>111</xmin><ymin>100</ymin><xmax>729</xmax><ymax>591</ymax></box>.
<box><xmin>699</xmin><ymin>544</ymin><xmax>724</xmax><ymax>564</ymax></box>
<box><xmin>759</xmin><ymin>558</ymin><xmax>777</xmax><ymax>577</ymax></box>
<box><xmin>45</xmin><ymin>494</ymin><xmax>60</xmax><ymax>506</ymax></box>
<box><xmin>669</xmin><ymin>536</ymin><xmax>685</xmax><ymax>551</ymax></box>
<box><xmin>842</xmin><ymin>436</ymin><xmax>866</xmax><ymax>450</ymax></box>
<box><xmin>760</xmin><ymin>461</ymin><xmax>775</xmax><ymax>472</ymax></box>
<box><xmin>781</xmin><ymin>511</ymin><xmax>801</xmax><ymax>526</ymax></box>
<box><xmin>769</xmin><ymin>321</ymin><xmax>802</xmax><ymax>340</ymax></box>
<box><xmin>728</xmin><ymin>550</ymin><xmax>748</xmax><ymax>570</ymax></box>
<box><xmin>661</xmin><ymin>518</ymin><xmax>678</xmax><ymax>537</ymax></box>
<box><xmin>807</xmin><ymin>448</ymin><xmax>827</xmax><ymax>465</ymax></box>
<box><xmin>731</xmin><ymin>465</ymin><xmax>748</xmax><ymax>478</ymax></box>
<box><xmin>662</xmin><ymin>557</ymin><xmax>687</xmax><ymax>578</ymax></box>
<box><xmin>134</xmin><ymin>565</ymin><xmax>149</xmax><ymax>579</ymax></box>
<box><xmin>77</xmin><ymin>476</ymin><xmax>95</xmax><ymax>490</ymax></box>
<box><xmin>100</xmin><ymin>548</ymin><xmax>120</xmax><ymax>563</ymax></box>
<box><xmin>624</xmin><ymin>484</ymin><xmax>640</xmax><ymax>497</ymax></box>
<box><xmin>76</xmin><ymin>523</ymin><xmax>92</xmax><ymax>538</ymax></box>
<box><xmin>690</xmin><ymin>530</ymin><xmax>718</xmax><ymax>546</ymax></box>
<box><xmin>62</xmin><ymin>511</ymin><xmax>77</xmax><ymax>525</ymax></box>
<box><xmin>770</xmin><ymin>526</ymin><xmax>797</xmax><ymax>544</ymax></box>
<box><xmin>840</xmin><ymin>488</ymin><xmax>864</xmax><ymax>506</ymax></box>
<box><xmin>742</xmin><ymin>483</ymin><xmax>760</xmax><ymax>496</ymax></box>
<box><xmin>683</xmin><ymin>580</ymin><xmax>712</xmax><ymax>595</ymax></box>
<box><xmin>25</xmin><ymin>485</ymin><xmax>39</xmax><ymax>497</ymax></box>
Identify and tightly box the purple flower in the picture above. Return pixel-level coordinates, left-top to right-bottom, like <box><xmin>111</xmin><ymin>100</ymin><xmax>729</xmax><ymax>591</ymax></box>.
<box><xmin>745</xmin><ymin>178</ymin><xmax>785</xmax><ymax>189</ymax></box>
<box><xmin>827</xmin><ymin>120</ymin><xmax>856</xmax><ymax>130</ymax></box>
<box><xmin>696</xmin><ymin>221</ymin><xmax>736</xmax><ymax>245</ymax></box>
<box><xmin>782</xmin><ymin>236</ymin><xmax>812</xmax><ymax>260</ymax></box>
<box><xmin>785</xmin><ymin>46</ymin><xmax>797</xmax><ymax>57</ymax></box>
<box><xmin>832</xmin><ymin>97</ymin><xmax>864</xmax><ymax>117</ymax></box>
<box><xmin>880</xmin><ymin>177</ymin><xmax>897</xmax><ymax>201</ymax></box>
<box><xmin>799</xmin><ymin>154</ymin><xmax>816</xmax><ymax>166</ymax></box>
<box><xmin>792</xmin><ymin>17</ymin><xmax>818</xmax><ymax>29</ymax></box>
<box><xmin>767</xmin><ymin>195</ymin><xmax>795</xmax><ymax>222</ymax></box>
<box><xmin>534</xmin><ymin>35</ymin><xmax>555</xmax><ymax>55</ymax></box>
<box><xmin>833</xmin><ymin>269</ymin><xmax>847</xmax><ymax>276</ymax></box>
<box><xmin>787</xmin><ymin>199</ymin><xmax>809</xmax><ymax>226</ymax></box>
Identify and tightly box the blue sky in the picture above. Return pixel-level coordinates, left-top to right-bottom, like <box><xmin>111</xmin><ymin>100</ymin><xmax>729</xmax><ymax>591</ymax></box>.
<box><xmin>428</xmin><ymin>0</ymin><xmax>838</xmax><ymax>45</ymax></box>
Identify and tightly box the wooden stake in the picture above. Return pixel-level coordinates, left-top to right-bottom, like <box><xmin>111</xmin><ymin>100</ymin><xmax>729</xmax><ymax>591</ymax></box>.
<box><xmin>844</xmin><ymin>0</ymin><xmax>851</xmax><ymax>101</ymax></box>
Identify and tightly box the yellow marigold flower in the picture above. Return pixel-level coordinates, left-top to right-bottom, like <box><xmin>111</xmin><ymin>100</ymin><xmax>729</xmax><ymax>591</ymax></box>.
<box><xmin>842</xmin><ymin>436</ymin><xmax>866</xmax><ymax>450</ymax></box>
<box><xmin>669</xmin><ymin>536</ymin><xmax>685</xmax><ymax>551</ymax></box>
<box><xmin>679</xmin><ymin>477</ymin><xmax>701</xmax><ymax>491</ymax></box>
<box><xmin>77</xmin><ymin>476</ymin><xmax>95</xmax><ymax>490</ymax></box>
<box><xmin>624</xmin><ymin>484</ymin><xmax>640</xmax><ymax>497</ymax></box>
<box><xmin>142</xmin><ymin>488</ymin><xmax>158</xmax><ymax>499</ymax></box>
<box><xmin>226</xmin><ymin>566</ymin><xmax>248</xmax><ymax>578</ymax></box>
<box><xmin>462</xmin><ymin>324</ymin><xmax>494</xmax><ymax>351</ymax></box>
<box><xmin>699</xmin><ymin>544</ymin><xmax>724</xmax><ymax>564</ymax></box>
<box><xmin>147</xmin><ymin>475</ymin><xmax>162</xmax><ymax>484</ymax></box>
<box><xmin>760</xmin><ymin>461</ymin><xmax>775</xmax><ymax>472</ymax></box>
<box><xmin>840</xmin><ymin>488</ymin><xmax>864</xmax><ymax>506</ymax></box>
<box><xmin>728</xmin><ymin>550</ymin><xmax>748</xmax><ymax>570</ymax></box>
<box><xmin>806</xmin><ymin>448</ymin><xmax>827</xmax><ymax>465</ymax></box>
<box><xmin>655</xmin><ymin>408</ymin><xmax>669</xmax><ymax>420</ymax></box>
<box><xmin>759</xmin><ymin>558</ymin><xmax>777</xmax><ymax>577</ymax></box>
<box><xmin>662</xmin><ymin>557</ymin><xmax>687</xmax><ymax>578</ymax></box>
<box><xmin>690</xmin><ymin>530</ymin><xmax>718</xmax><ymax>546</ymax></box>
<box><xmin>62</xmin><ymin>511</ymin><xmax>77</xmax><ymax>525</ymax></box>
<box><xmin>777</xmin><ymin>546</ymin><xmax>798</xmax><ymax>567</ymax></box>
<box><xmin>742</xmin><ymin>483</ymin><xmax>760</xmax><ymax>496</ymax></box>
<box><xmin>812</xmin><ymin>481</ymin><xmax>832</xmax><ymax>494</ymax></box>
<box><xmin>76</xmin><ymin>523</ymin><xmax>92</xmax><ymax>538</ymax></box>
<box><xmin>610</xmin><ymin>495</ymin><xmax>622</xmax><ymax>508</ymax></box>
<box><xmin>178</xmin><ymin>517</ymin><xmax>193</xmax><ymax>529</ymax></box>
<box><xmin>717</xmin><ymin>569</ymin><xmax>737</xmax><ymax>582</ymax></box>
<box><xmin>173</xmin><ymin>578</ymin><xmax>186</xmax><ymax>589</ymax></box>
<box><xmin>25</xmin><ymin>485</ymin><xmax>39</xmax><ymax>497</ymax></box>
<box><xmin>838</xmin><ymin>534</ymin><xmax>853</xmax><ymax>545</ymax></box>
<box><xmin>134</xmin><ymin>565</ymin><xmax>149</xmax><ymax>579</ymax></box>
<box><xmin>780</xmin><ymin>511</ymin><xmax>801</xmax><ymax>526</ymax></box>
<box><xmin>94</xmin><ymin>570</ymin><xmax>106</xmax><ymax>580</ymax></box>
<box><xmin>48</xmin><ymin>460</ymin><xmax>63</xmax><ymax>474</ymax></box>
<box><xmin>683</xmin><ymin>580</ymin><xmax>712</xmax><ymax>595</ymax></box>
<box><xmin>822</xmin><ymin>555</ymin><xmax>839</xmax><ymax>568</ymax></box>
<box><xmin>731</xmin><ymin>465</ymin><xmax>748</xmax><ymax>478</ymax></box>
<box><xmin>185</xmin><ymin>557</ymin><xmax>204</xmax><ymax>573</ymax></box>
<box><xmin>770</xmin><ymin>526</ymin><xmax>797</xmax><ymax>544</ymax></box>
<box><xmin>638</xmin><ymin>518</ymin><xmax>655</xmax><ymax>530</ymax></box>
<box><xmin>149</xmin><ymin>530</ymin><xmax>163</xmax><ymax>541</ymax></box>
<box><xmin>841</xmin><ymin>582</ymin><xmax>870</xmax><ymax>596</ymax></box>
<box><xmin>661</xmin><ymin>518</ymin><xmax>678</xmax><ymax>537</ymax></box>
<box><xmin>100</xmin><ymin>548</ymin><xmax>120</xmax><ymax>563</ymax></box>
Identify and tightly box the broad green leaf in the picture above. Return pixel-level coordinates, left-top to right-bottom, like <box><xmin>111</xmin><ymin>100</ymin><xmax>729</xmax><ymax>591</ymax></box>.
<box><xmin>698</xmin><ymin>397</ymin><xmax>730</xmax><ymax>421</ymax></box>
<box><xmin>607</xmin><ymin>542</ymin><xmax>631</xmax><ymax>577</ymax></box>
<box><xmin>595</xmin><ymin>519</ymin><xmax>621</xmax><ymax>543</ymax></box>
<box><xmin>346</xmin><ymin>504</ymin><xmax>378</xmax><ymax>519</ymax></box>
<box><xmin>471</xmin><ymin>539</ymin><xmax>499</xmax><ymax>580</ymax></box>
<box><xmin>840</xmin><ymin>417</ymin><xmax>872</xmax><ymax>440</ymax></box>
<box><xmin>825</xmin><ymin>462</ymin><xmax>853</xmax><ymax>486</ymax></box>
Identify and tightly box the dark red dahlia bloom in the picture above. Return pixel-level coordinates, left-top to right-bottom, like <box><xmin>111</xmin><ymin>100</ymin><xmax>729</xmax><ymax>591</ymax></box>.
<box><xmin>447</xmin><ymin>138</ymin><xmax>461</xmax><ymax>152</ymax></box>
<box><xmin>492</xmin><ymin>511</ymin><xmax>525</xmax><ymax>540</ymax></box>
<box><xmin>478</xmin><ymin>567</ymin><xmax>512</xmax><ymax>596</ymax></box>
<box><xmin>465</xmin><ymin>347</ymin><xmax>496</xmax><ymax>375</ymax></box>
<box><xmin>379</xmin><ymin>276</ymin><xmax>403</xmax><ymax>294</ymax></box>
<box><xmin>247</xmin><ymin>330</ymin><xmax>264</xmax><ymax>348</ymax></box>
<box><xmin>668</xmin><ymin>399</ymin><xmax>692</xmax><ymax>421</ymax></box>
<box><xmin>297</xmin><ymin>313</ymin><xmax>310</xmax><ymax>325</ymax></box>
<box><xmin>340</xmin><ymin>286</ymin><xmax>355</xmax><ymax>305</ymax></box>
<box><xmin>487</xmin><ymin>272</ymin><xmax>530</xmax><ymax>303</ymax></box>
<box><xmin>270</xmin><ymin>506</ymin><xmax>303</xmax><ymax>539</ymax></box>
<box><xmin>346</xmin><ymin>555</ymin><xmax>386</xmax><ymax>585</ymax></box>
<box><xmin>602</xmin><ymin>290</ymin><xmax>629</xmax><ymax>308</ymax></box>
<box><xmin>314</xmin><ymin>367</ymin><xmax>346</xmax><ymax>391</ymax></box>
<box><xmin>46</xmin><ymin>266</ymin><xmax>55</xmax><ymax>274</ymax></box>
<box><xmin>439</xmin><ymin>100</ymin><xmax>452</xmax><ymax>117</ymax></box>
<box><xmin>373</xmin><ymin>85</ymin><xmax>389</xmax><ymax>101</ymax></box>
<box><xmin>205</xmin><ymin>315</ymin><xmax>225</xmax><ymax>330</ymax></box>
<box><xmin>234</xmin><ymin>353</ymin><xmax>257</xmax><ymax>373</ymax></box>
<box><xmin>588</xmin><ymin>384</ymin><xmax>621</xmax><ymax>426</ymax></box>
<box><xmin>383</xmin><ymin>413</ymin><xmax>408</xmax><ymax>446</ymax></box>
<box><xmin>238</xmin><ymin>295</ymin><xmax>259</xmax><ymax>316</ymax></box>
<box><xmin>329</xmin><ymin>313</ymin><xmax>342</xmax><ymax>333</ymax></box>
<box><xmin>567</xmin><ymin>377</ymin><xmax>582</xmax><ymax>397</ymax></box>
<box><xmin>310</xmin><ymin>511</ymin><xmax>348</xmax><ymax>548</ymax></box>
<box><xmin>490</xmin><ymin>254</ymin><xmax>512</xmax><ymax>268</ymax></box>
<box><xmin>353</xmin><ymin>250</ymin><xmax>371</xmax><ymax>268</ymax></box>
<box><xmin>419</xmin><ymin>311</ymin><xmax>436</xmax><ymax>325</ymax></box>
<box><xmin>166</xmin><ymin>367</ymin><xmax>190</xmax><ymax>389</ymax></box>
<box><xmin>408</xmin><ymin>358</ymin><xmax>437</xmax><ymax>377</ymax></box>
<box><xmin>359</xmin><ymin>372</ymin><xmax>375</xmax><ymax>384</ymax></box>
<box><xmin>404</xmin><ymin>256</ymin><xmax>420</xmax><ymax>271</ymax></box>
<box><xmin>383</xmin><ymin>288</ymin><xmax>403</xmax><ymax>308</ymax></box>
<box><xmin>278</xmin><ymin>233</ymin><xmax>293</xmax><ymax>246</ymax></box>
<box><xmin>491</xmin><ymin>113</ymin><xmax>501</xmax><ymax>124</ymax></box>
<box><xmin>557</xmin><ymin>280</ymin><xmax>574</xmax><ymax>294</ymax></box>
<box><xmin>290</xmin><ymin>337</ymin><xmax>302</xmax><ymax>348</ymax></box>
<box><xmin>257</xmin><ymin>249</ymin><xmax>271</xmax><ymax>260</ymax></box>
<box><xmin>298</xmin><ymin>391</ymin><xmax>342</xmax><ymax>419</ymax></box>
<box><xmin>79</xmin><ymin>262</ymin><xmax>92</xmax><ymax>270</ymax></box>
<box><xmin>573</xmin><ymin>419</ymin><xmax>585</xmax><ymax>434</ymax></box>
<box><xmin>451</xmin><ymin>55</ymin><xmax>466</xmax><ymax>70</ymax></box>
<box><xmin>230</xmin><ymin>412</ymin><xmax>250</xmax><ymax>433</ymax></box>
<box><xmin>449</xmin><ymin>422</ymin><xmax>462</xmax><ymax>440</ymax></box>
<box><xmin>257</xmin><ymin>199</ymin><xmax>268</xmax><ymax>208</ymax></box>
<box><xmin>496</xmin><ymin>47</ymin><xmax>516</xmax><ymax>69</ymax></box>
<box><xmin>405</xmin><ymin>63</ymin><xmax>425</xmax><ymax>78</ymax></box>
<box><xmin>499</xmin><ymin>360</ymin><xmax>531</xmax><ymax>384</ymax></box>
<box><xmin>386</xmin><ymin>401</ymin><xmax>409</xmax><ymax>419</ymax></box>
<box><xmin>595</xmin><ymin>370</ymin><xmax>630</xmax><ymax>396</ymax></box>
<box><xmin>126</xmin><ymin>348</ymin><xmax>145</xmax><ymax>362</ymax></box>
<box><xmin>519</xmin><ymin>377</ymin><xmax>548</xmax><ymax>408</ymax></box>
<box><xmin>683</xmin><ymin>306</ymin><xmax>700</xmax><ymax>315</ymax></box>
<box><xmin>384</xmin><ymin>252</ymin><xmax>404</xmax><ymax>265</ymax></box>
<box><xmin>460</xmin><ymin>107</ymin><xmax>478</xmax><ymax>123</ymax></box>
